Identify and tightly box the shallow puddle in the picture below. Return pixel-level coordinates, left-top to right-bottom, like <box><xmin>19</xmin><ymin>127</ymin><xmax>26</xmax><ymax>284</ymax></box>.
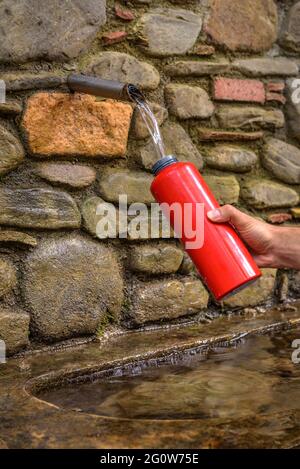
<box><xmin>39</xmin><ymin>329</ymin><xmax>300</xmax><ymax>428</ymax></box>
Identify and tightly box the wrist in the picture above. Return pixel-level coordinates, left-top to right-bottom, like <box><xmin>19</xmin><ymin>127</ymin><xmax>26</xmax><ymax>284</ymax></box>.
<box><xmin>268</xmin><ymin>225</ymin><xmax>300</xmax><ymax>269</ymax></box>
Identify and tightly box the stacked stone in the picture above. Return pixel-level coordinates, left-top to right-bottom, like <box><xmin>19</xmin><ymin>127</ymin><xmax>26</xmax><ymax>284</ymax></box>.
<box><xmin>0</xmin><ymin>0</ymin><xmax>300</xmax><ymax>355</ymax></box>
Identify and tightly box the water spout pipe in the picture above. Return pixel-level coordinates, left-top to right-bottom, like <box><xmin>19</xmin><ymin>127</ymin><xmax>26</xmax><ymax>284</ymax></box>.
<box><xmin>67</xmin><ymin>74</ymin><xmax>144</xmax><ymax>102</ymax></box>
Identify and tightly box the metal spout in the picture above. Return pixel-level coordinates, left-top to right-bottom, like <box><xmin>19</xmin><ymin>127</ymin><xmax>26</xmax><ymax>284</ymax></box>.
<box><xmin>67</xmin><ymin>74</ymin><xmax>145</xmax><ymax>103</ymax></box>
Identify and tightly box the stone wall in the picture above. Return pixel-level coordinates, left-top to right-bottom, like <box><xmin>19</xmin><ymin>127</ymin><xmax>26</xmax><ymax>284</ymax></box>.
<box><xmin>0</xmin><ymin>0</ymin><xmax>300</xmax><ymax>355</ymax></box>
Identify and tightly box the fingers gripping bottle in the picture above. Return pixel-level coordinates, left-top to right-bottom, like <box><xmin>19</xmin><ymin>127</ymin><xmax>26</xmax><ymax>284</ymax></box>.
<box><xmin>151</xmin><ymin>156</ymin><xmax>261</xmax><ymax>301</ymax></box>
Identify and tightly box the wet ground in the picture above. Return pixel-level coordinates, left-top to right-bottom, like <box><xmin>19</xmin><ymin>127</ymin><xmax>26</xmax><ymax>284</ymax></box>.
<box><xmin>1</xmin><ymin>304</ymin><xmax>300</xmax><ymax>448</ymax></box>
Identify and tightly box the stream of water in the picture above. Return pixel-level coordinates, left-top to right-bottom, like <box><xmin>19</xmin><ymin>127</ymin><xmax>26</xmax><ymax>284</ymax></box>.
<box><xmin>128</xmin><ymin>85</ymin><xmax>166</xmax><ymax>161</ymax></box>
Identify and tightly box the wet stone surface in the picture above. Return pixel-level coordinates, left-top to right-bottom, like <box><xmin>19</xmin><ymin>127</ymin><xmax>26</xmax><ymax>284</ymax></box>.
<box><xmin>128</xmin><ymin>242</ymin><xmax>184</xmax><ymax>275</ymax></box>
<box><xmin>0</xmin><ymin>307</ymin><xmax>29</xmax><ymax>355</ymax></box>
<box><xmin>129</xmin><ymin>278</ymin><xmax>209</xmax><ymax>326</ymax></box>
<box><xmin>2</xmin><ymin>71</ymin><xmax>66</xmax><ymax>91</ymax></box>
<box><xmin>0</xmin><ymin>305</ymin><xmax>300</xmax><ymax>448</ymax></box>
<box><xmin>197</xmin><ymin>128</ymin><xmax>264</xmax><ymax>142</ymax></box>
<box><xmin>40</xmin><ymin>330</ymin><xmax>299</xmax><ymax>423</ymax></box>
<box><xmin>22</xmin><ymin>235</ymin><xmax>124</xmax><ymax>341</ymax></box>
<box><xmin>223</xmin><ymin>269</ymin><xmax>277</xmax><ymax>308</ymax></box>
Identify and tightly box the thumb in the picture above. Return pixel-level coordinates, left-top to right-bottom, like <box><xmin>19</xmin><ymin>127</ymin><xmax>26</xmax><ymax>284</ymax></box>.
<box><xmin>207</xmin><ymin>205</ymin><xmax>254</xmax><ymax>231</ymax></box>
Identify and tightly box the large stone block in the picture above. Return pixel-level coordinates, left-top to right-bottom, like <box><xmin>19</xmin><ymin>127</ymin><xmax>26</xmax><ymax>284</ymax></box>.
<box><xmin>205</xmin><ymin>0</ymin><xmax>278</xmax><ymax>52</ymax></box>
<box><xmin>205</xmin><ymin>146</ymin><xmax>258</xmax><ymax>173</ymax></box>
<box><xmin>35</xmin><ymin>163</ymin><xmax>96</xmax><ymax>189</ymax></box>
<box><xmin>0</xmin><ymin>0</ymin><xmax>107</xmax><ymax>63</ymax></box>
<box><xmin>86</xmin><ymin>52</ymin><xmax>160</xmax><ymax>90</ymax></box>
<box><xmin>22</xmin><ymin>93</ymin><xmax>133</xmax><ymax>158</ymax></box>
<box><xmin>166</xmin><ymin>60</ymin><xmax>230</xmax><ymax>77</ymax></box>
<box><xmin>134</xmin><ymin>8</ymin><xmax>202</xmax><ymax>56</ymax></box>
<box><xmin>98</xmin><ymin>169</ymin><xmax>154</xmax><ymax>205</ymax></box>
<box><xmin>223</xmin><ymin>269</ymin><xmax>277</xmax><ymax>308</ymax></box>
<box><xmin>0</xmin><ymin>99</ymin><xmax>22</xmax><ymax>116</ymax></box>
<box><xmin>204</xmin><ymin>175</ymin><xmax>240</xmax><ymax>205</ymax></box>
<box><xmin>0</xmin><ymin>231</ymin><xmax>37</xmax><ymax>248</ymax></box>
<box><xmin>0</xmin><ymin>187</ymin><xmax>81</xmax><ymax>230</ymax></box>
<box><xmin>0</xmin><ymin>125</ymin><xmax>24</xmax><ymax>177</ymax></box>
<box><xmin>81</xmin><ymin>196</ymin><xmax>121</xmax><ymax>239</ymax></box>
<box><xmin>129</xmin><ymin>278</ymin><xmax>209</xmax><ymax>326</ymax></box>
<box><xmin>128</xmin><ymin>242</ymin><xmax>184</xmax><ymax>275</ymax></box>
<box><xmin>280</xmin><ymin>1</ymin><xmax>300</xmax><ymax>53</ymax></box>
<box><xmin>197</xmin><ymin>128</ymin><xmax>264</xmax><ymax>142</ymax></box>
<box><xmin>217</xmin><ymin>106</ymin><xmax>284</xmax><ymax>130</ymax></box>
<box><xmin>165</xmin><ymin>84</ymin><xmax>214</xmax><ymax>119</ymax></box>
<box><xmin>0</xmin><ymin>308</ymin><xmax>30</xmax><ymax>355</ymax></box>
<box><xmin>1</xmin><ymin>71</ymin><xmax>66</xmax><ymax>91</ymax></box>
<box><xmin>232</xmin><ymin>58</ymin><xmax>298</xmax><ymax>77</ymax></box>
<box><xmin>263</xmin><ymin>138</ymin><xmax>300</xmax><ymax>184</ymax></box>
<box><xmin>286</xmin><ymin>79</ymin><xmax>300</xmax><ymax>144</ymax></box>
<box><xmin>0</xmin><ymin>258</ymin><xmax>17</xmax><ymax>298</ymax></box>
<box><xmin>23</xmin><ymin>235</ymin><xmax>124</xmax><ymax>342</ymax></box>
<box><xmin>241</xmin><ymin>180</ymin><xmax>299</xmax><ymax>209</ymax></box>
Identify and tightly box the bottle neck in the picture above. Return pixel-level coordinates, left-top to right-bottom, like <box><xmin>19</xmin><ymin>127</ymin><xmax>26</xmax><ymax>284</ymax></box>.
<box><xmin>152</xmin><ymin>156</ymin><xmax>178</xmax><ymax>176</ymax></box>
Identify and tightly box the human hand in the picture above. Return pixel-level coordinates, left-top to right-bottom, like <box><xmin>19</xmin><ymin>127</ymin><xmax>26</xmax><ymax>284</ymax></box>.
<box><xmin>207</xmin><ymin>205</ymin><xmax>276</xmax><ymax>268</ymax></box>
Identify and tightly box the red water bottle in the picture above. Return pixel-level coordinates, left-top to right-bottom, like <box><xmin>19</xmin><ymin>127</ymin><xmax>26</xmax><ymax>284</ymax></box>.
<box><xmin>151</xmin><ymin>156</ymin><xmax>261</xmax><ymax>301</ymax></box>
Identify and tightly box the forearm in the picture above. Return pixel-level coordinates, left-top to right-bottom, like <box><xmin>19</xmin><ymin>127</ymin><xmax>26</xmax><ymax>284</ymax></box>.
<box><xmin>269</xmin><ymin>226</ymin><xmax>300</xmax><ymax>269</ymax></box>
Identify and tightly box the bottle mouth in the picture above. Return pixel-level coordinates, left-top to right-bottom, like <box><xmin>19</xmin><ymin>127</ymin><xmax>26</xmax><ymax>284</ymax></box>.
<box><xmin>152</xmin><ymin>156</ymin><xmax>178</xmax><ymax>176</ymax></box>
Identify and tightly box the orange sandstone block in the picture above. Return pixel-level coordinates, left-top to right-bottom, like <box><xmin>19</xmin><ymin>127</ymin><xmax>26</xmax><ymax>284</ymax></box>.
<box><xmin>22</xmin><ymin>92</ymin><xmax>133</xmax><ymax>158</ymax></box>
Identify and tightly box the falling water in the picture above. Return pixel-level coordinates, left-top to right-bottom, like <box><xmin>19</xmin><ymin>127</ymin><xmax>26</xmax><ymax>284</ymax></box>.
<box><xmin>127</xmin><ymin>85</ymin><xmax>166</xmax><ymax>161</ymax></box>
